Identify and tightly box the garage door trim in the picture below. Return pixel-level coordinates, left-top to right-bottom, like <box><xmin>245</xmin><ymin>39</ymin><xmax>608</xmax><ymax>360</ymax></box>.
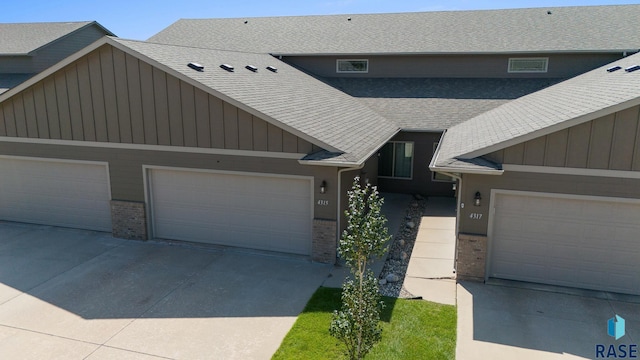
<box><xmin>142</xmin><ymin>165</ymin><xmax>315</xmax><ymax>247</ymax></box>
<box><xmin>486</xmin><ymin>189</ymin><xmax>640</xmax><ymax>284</ymax></box>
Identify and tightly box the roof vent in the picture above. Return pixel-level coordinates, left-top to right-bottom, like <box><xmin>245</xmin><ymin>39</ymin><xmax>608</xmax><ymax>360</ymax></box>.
<box><xmin>546</xmin><ymin>10</ymin><xmax>552</xmax><ymax>15</ymax></box>
<box><xmin>220</xmin><ymin>64</ymin><xmax>234</xmax><ymax>72</ymax></box>
<box><xmin>607</xmin><ymin>66</ymin><xmax>622</xmax><ymax>72</ymax></box>
<box><xmin>245</xmin><ymin>65</ymin><xmax>258</xmax><ymax>72</ymax></box>
<box><xmin>266</xmin><ymin>66</ymin><xmax>278</xmax><ymax>73</ymax></box>
<box><xmin>244</xmin><ymin>20</ymin><xmax>248</xmax><ymax>24</ymax></box>
<box><xmin>625</xmin><ymin>65</ymin><xmax>640</xmax><ymax>73</ymax></box>
<box><xmin>187</xmin><ymin>62</ymin><xmax>204</xmax><ymax>72</ymax></box>
<box><xmin>347</xmin><ymin>17</ymin><xmax>352</xmax><ymax>21</ymax></box>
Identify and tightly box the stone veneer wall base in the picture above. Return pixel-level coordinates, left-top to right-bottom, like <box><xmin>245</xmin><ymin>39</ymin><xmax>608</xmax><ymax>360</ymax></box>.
<box><xmin>312</xmin><ymin>218</ymin><xmax>337</xmax><ymax>263</ymax></box>
<box><xmin>110</xmin><ymin>200</ymin><xmax>147</xmax><ymax>241</ymax></box>
<box><xmin>456</xmin><ymin>233</ymin><xmax>487</xmax><ymax>282</ymax></box>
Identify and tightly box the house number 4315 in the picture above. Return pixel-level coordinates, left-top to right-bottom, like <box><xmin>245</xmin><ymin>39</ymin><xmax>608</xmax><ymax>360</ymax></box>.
<box><xmin>317</xmin><ymin>200</ymin><xmax>330</xmax><ymax>206</ymax></box>
<box><xmin>469</xmin><ymin>213</ymin><xmax>483</xmax><ymax>220</ymax></box>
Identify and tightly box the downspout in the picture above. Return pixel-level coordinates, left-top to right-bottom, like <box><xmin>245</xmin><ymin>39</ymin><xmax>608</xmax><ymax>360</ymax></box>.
<box><xmin>436</xmin><ymin>170</ymin><xmax>462</xmax><ymax>275</ymax></box>
<box><xmin>429</xmin><ymin>130</ymin><xmax>462</xmax><ymax>274</ymax></box>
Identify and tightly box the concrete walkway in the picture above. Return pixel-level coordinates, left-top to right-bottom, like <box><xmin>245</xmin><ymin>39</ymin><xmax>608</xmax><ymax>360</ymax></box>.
<box><xmin>323</xmin><ymin>194</ymin><xmax>458</xmax><ymax>307</ymax></box>
<box><xmin>404</xmin><ymin>197</ymin><xmax>457</xmax><ymax>305</ymax></box>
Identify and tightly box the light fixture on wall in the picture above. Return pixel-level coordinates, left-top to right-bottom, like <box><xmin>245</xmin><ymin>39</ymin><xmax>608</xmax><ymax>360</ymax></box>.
<box><xmin>474</xmin><ymin>192</ymin><xmax>482</xmax><ymax>206</ymax></box>
<box><xmin>320</xmin><ymin>181</ymin><xmax>327</xmax><ymax>194</ymax></box>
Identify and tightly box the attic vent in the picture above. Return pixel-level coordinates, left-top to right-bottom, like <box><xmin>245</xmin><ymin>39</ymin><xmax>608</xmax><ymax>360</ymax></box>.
<box><xmin>607</xmin><ymin>66</ymin><xmax>622</xmax><ymax>72</ymax></box>
<box><xmin>266</xmin><ymin>66</ymin><xmax>278</xmax><ymax>73</ymax></box>
<box><xmin>220</xmin><ymin>64</ymin><xmax>234</xmax><ymax>72</ymax></box>
<box><xmin>625</xmin><ymin>65</ymin><xmax>640</xmax><ymax>73</ymax></box>
<box><xmin>245</xmin><ymin>65</ymin><xmax>258</xmax><ymax>72</ymax></box>
<box><xmin>187</xmin><ymin>62</ymin><xmax>204</xmax><ymax>72</ymax></box>
<box><xmin>508</xmin><ymin>57</ymin><xmax>548</xmax><ymax>73</ymax></box>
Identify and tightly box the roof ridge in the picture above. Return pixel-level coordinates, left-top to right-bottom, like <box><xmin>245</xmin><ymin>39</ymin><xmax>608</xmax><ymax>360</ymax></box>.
<box><xmin>172</xmin><ymin>4</ymin><xmax>640</xmax><ymax>21</ymax></box>
<box><xmin>115</xmin><ymin>37</ymin><xmax>276</xmax><ymax>56</ymax></box>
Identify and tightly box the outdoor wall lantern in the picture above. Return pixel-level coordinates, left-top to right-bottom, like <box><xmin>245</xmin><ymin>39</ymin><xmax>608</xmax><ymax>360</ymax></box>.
<box><xmin>320</xmin><ymin>181</ymin><xmax>327</xmax><ymax>194</ymax></box>
<box><xmin>474</xmin><ymin>192</ymin><xmax>482</xmax><ymax>206</ymax></box>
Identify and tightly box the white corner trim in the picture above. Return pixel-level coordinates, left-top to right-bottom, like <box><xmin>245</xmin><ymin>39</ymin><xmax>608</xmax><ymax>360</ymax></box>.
<box><xmin>503</xmin><ymin>164</ymin><xmax>640</xmax><ymax>179</ymax></box>
<box><xmin>0</xmin><ymin>136</ymin><xmax>305</xmax><ymax>160</ymax></box>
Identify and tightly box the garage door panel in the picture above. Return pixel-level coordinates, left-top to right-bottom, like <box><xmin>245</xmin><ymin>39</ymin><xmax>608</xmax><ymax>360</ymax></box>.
<box><xmin>150</xmin><ymin>169</ymin><xmax>311</xmax><ymax>255</ymax></box>
<box><xmin>0</xmin><ymin>158</ymin><xmax>111</xmax><ymax>231</ymax></box>
<box><xmin>490</xmin><ymin>192</ymin><xmax>640</xmax><ymax>295</ymax></box>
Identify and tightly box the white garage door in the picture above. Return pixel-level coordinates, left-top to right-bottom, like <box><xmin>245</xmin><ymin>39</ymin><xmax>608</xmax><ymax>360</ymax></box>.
<box><xmin>489</xmin><ymin>191</ymin><xmax>640</xmax><ymax>295</ymax></box>
<box><xmin>0</xmin><ymin>157</ymin><xmax>112</xmax><ymax>231</ymax></box>
<box><xmin>149</xmin><ymin>168</ymin><xmax>312</xmax><ymax>255</ymax></box>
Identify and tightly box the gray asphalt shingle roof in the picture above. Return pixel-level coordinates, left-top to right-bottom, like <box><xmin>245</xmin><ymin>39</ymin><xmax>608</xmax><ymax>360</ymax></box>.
<box><xmin>149</xmin><ymin>5</ymin><xmax>640</xmax><ymax>55</ymax></box>
<box><xmin>323</xmin><ymin>78</ymin><xmax>562</xmax><ymax>130</ymax></box>
<box><xmin>109</xmin><ymin>38</ymin><xmax>398</xmax><ymax>164</ymax></box>
<box><xmin>0</xmin><ymin>74</ymin><xmax>33</xmax><ymax>94</ymax></box>
<box><xmin>0</xmin><ymin>21</ymin><xmax>113</xmax><ymax>55</ymax></box>
<box><xmin>434</xmin><ymin>52</ymin><xmax>640</xmax><ymax>170</ymax></box>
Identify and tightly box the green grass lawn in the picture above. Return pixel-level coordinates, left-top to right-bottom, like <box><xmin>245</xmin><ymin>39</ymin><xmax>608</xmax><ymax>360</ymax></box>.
<box><xmin>272</xmin><ymin>287</ymin><xmax>456</xmax><ymax>360</ymax></box>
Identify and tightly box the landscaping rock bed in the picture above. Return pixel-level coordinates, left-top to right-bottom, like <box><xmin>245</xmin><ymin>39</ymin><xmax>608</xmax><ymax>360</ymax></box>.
<box><xmin>378</xmin><ymin>195</ymin><xmax>427</xmax><ymax>298</ymax></box>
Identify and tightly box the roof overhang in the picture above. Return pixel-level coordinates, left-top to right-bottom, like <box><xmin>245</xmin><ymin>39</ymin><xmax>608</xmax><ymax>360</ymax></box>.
<box><xmin>429</xmin><ymin>130</ymin><xmax>504</xmax><ymax>175</ymax></box>
<box><xmin>298</xmin><ymin>127</ymin><xmax>400</xmax><ymax>167</ymax></box>
<box><xmin>458</xmin><ymin>95</ymin><xmax>640</xmax><ymax>160</ymax></box>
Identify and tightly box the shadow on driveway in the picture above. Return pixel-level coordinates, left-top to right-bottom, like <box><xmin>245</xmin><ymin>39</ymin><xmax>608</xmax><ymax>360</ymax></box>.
<box><xmin>0</xmin><ymin>221</ymin><xmax>331</xmax><ymax>359</ymax></box>
<box><xmin>457</xmin><ymin>281</ymin><xmax>639</xmax><ymax>360</ymax></box>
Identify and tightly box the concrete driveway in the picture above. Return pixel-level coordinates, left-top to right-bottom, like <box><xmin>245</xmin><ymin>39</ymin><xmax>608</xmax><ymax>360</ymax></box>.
<box><xmin>457</xmin><ymin>281</ymin><xmax>639</xmax><ymax>359</ymax></box>
<box><xmin>0</xmin><ymin>222</ymin><xmax>331</xmax><ymax>359</ymax></box>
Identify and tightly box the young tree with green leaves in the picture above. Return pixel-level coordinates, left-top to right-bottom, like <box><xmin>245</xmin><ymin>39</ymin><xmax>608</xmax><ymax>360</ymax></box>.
<box><xmin>330</xmin><ymin>177</ymin><xmax>391</xmax><ymax>360</ymax></box>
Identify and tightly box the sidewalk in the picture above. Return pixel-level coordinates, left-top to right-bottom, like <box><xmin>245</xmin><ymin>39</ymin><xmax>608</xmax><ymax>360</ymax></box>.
<box><xmin>323</xmin><ymin>195</ymin><xmax>458</xmax><ymax>307</ymax></box>
<box><xmin>403</xmin><ymin>197</ymin><xmax>457</xmax><ymax>305</ymax></box>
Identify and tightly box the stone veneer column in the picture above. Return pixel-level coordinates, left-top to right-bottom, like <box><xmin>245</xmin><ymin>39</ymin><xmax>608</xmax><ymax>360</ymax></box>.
<box><xmin>110</xmin><ymin>200</ymin><xmax>147</xmax><ymax>241</ymax></box>
<box><xmin>456</xmin><ymin>233</ymin><xmax>487</xmax><ymax>281</ymax></box>
<box><xmin>312</xmin><ymin>218</ymin><xmax>337</xmax><ymax>263</ymax></box>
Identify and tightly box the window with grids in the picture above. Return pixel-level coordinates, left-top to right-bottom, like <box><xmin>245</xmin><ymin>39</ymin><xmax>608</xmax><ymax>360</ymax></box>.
<box><xmin>508</xmin><ymin>57</ymin><xmax>548</xmax><ymax>73</ymax></box>
<box><xmin>336</xmin><ymin>59</ymin><xmax>368</xmax><ymax>73</ymax></box>
<box><xmin>378</xmin><ymin>142</ymin><xmax>413</xmax><ymax>179</ymax></box>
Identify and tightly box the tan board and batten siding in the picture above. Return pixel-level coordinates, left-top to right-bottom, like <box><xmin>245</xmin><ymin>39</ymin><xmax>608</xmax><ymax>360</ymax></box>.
<box><xmin>0</xmin><ymin>44</ymin><xmax>317</xmax><ymax>154</ymax></box>
<box><xmin>460</xmin><ymin>106</ymin><xmax>640</xmax><ymax>235</ymax></box>
<box><xmin>485</xmin><ymin>105</ymin><xmax>640</xmax><ymax>170</ymax></box>
<box><xmin>0</xmin><ymin>43</ymin><xmax>342</xmax><ymax>254</ymax></box>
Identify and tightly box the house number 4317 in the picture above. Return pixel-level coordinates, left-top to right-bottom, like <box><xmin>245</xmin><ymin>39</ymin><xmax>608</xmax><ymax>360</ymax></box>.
<box><xmin>469</xmin><ymin>213</ymin><xmax>483</xmax><ymax>220</ymax></box>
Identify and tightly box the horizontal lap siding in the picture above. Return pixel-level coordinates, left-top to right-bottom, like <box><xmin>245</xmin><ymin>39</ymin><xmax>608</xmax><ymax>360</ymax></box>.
<box><xmin>0</xmin><ymin>44</ymin><xmax>315</xmax><ymax>154</ymax></box>
<box><xmin>487</xmin><ymin>105</ymin><xmax>640</xmax><ymax>171</ymax></box>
